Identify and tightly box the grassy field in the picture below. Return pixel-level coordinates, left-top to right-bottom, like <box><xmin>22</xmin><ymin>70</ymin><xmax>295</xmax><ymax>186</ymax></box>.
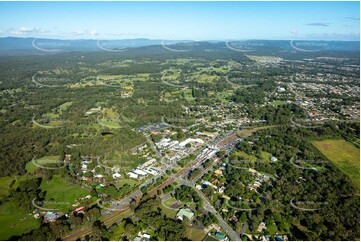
<box><xmin>99</xmin><ymin>121</ymin><xmax>122</xmax><ymax>129</ymax></box>
<box><xmin>160</xmin><ymin>204</ymin><xmax>178</xmax><ymax>218</ymax></box>
<box><xmin>160</xmin><ymin>196</ymin><xmax>179</xmax><ymax>218</ymax></box>
<box><xmin>99</xmin><ymin>108</ymin><xmax>122</xmax><ymax>128</ymax></box>
<box><xmin>312</xmin><ymin>139</ymin><xmax>360</xmax><ymax>190</ymax></box>
<box><xmin>259</xmin><ymin>151</ymin><xmax>273</xmax><ymax>161</ymax></box>
<box><xmin>209</xmin><ymin>89</ymin><xmax>234</xmax><ymax>102</ymax></box>
<box><xmin>0</xmin><ymin>202</ymin><xmax>41</xmax><ymax>240</ymax></box>
<box><xmin>40</xmin><ymin>175</ymin><xmax>89</xmax><ymax>211</ymax></box>
<box><xmin>203</xmin><ymin>234</ymin><xmax>219</xmax><ymax>241</ymax></box>
<box><xmin>103</xmin><ymin>108</ymin><xmax>118</xmax><ymax>119</ymax></box>
<box><xmin>163</xmin><ymin>196</ymin><xmax>178</xmax><ymax>207</ymax></box>
<box><xmin>26</xmin><ymin>155</ymin><xmax>61</xmax><ymax>173</ymax></box>
<box><xmin>191</xmin><ymin>73</ymin><xmax>220</xmax><ymax>83</ymax></box>
<box><xmin>48</xmin><ymin>120</ymin><xmax>65</xmax><ymax>126</ymax></box>
<box><xmin>164</xmin><ymin>89</ymin><xmax>195</xmax><ymax>102</ymax></box>
<box><xmin>25</xmin><ymin>161</ymin><xmax>38</xmax><ymax>174</ymax></box>
<box><xmin>58</xmin><ymin>101</ymin><xmax>73</xmax><ymax>111</ymax></box>
<box><xmin>114</xmin><ymin>179</ymin><xmax>138</xmax><ymax>189</ymax></box>
<box><xmin>0</xmin><ymin>177</ymin><xmax>15</xmax><ymax>196</ymax></box>
<box><xmin>233</xmin><ymin>151</ymin><xmax>258</xmax><ymax>161</ymax></box>
<box><xmin>42</xmin><ymin>112</ymin><xmax>60</xmax><ymax>119</ymax></box>
<box><xmin>238</xmin><ymin>125</ymin><xmax>277</xmax><ymax>137</ymax></box>
<box><xmin>32</xmin><ymin>120</ymin><xmax>65</xmax><ymax>128</ymax></box>
<box><xmin>42</xmin><ymin>102</ymin><xmax>73</xmax><ymax>119</ymax></box>
<box><xmin>186</xmin><ymin>227</ymin><xmax>206</xmax><ymax>241</ymax></box>
<box><xmin>271</xmin><ymin>100</ymin><xmax>287</xmax><ymax>106</ymax></box>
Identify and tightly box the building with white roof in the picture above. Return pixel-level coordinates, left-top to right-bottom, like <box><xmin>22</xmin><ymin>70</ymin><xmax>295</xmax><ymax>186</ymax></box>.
<box><xmin>134</xmin><ymin>169</ymin><xmax>147</xmax><ymax>176</ymax></box>
<box><xmin>112</xmin><ymin>172</ymin><xmax>121</xmax><ymax>179</ymax></box>
<box><xmin>127</xmin><ymin>172</ymin><xmax>139</xmax><ymax>179</ymax></box>
<box><xmin>179</xmin><ymin>138</ymin><xmax>204</xmax><ymax>147</ymax></box>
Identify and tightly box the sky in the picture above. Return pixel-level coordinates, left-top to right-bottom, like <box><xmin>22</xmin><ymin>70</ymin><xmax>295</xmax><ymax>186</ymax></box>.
<box><xmin>0</xmin><ymin>1</ymin><xmax>359</xmax><ymax>41</ymax></box>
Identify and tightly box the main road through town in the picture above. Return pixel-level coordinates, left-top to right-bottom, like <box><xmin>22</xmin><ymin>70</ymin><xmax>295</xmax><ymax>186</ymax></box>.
<box><xmin>62</xmin><ymin>131</ymin><xmax>241</xmax><ymax>240</ymax></box>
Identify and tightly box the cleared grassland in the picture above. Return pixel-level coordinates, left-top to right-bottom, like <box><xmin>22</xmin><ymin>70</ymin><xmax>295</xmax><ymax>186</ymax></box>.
<box><xmin>103</xmin><ymin>108</ymin><xmax>119</xmax><ymax>120</ymax></box>
<box><xmin>114</xmin><ymin>179</ymin><xmax>138</xmax><ymax>189</ymax></box>
<box><xmin>238</xmin><ymin>125</ymin><xmax>277</xmax><ymax>137</ymax></box>
<box><xmin>42</xmin><ymin>112</ymin><xmax>60</xmax><ymax>118</ymax></box>
<box><xmin>312</xmin><ymin>139</ymin><xmax>360</xmax><ymax>190</ymax></box>
<box><xmin>160</xmin><ymin>196</ymin><xmax>180</xmax><ymax>218</ymax></box>
<box><xmin>0</xmin><ymin>202</ymin><xmax>40</xmax><ymax>240</ymax></box>
<box><xmin>163</xmin><ymin>196</ymin><xmax>178</xmax><ymax>207</ymax></box>
<box><xmin>233</xmin><ymin>151</ymin><xmax>258</xmax><ymax>161</ymax></box>
<box><xmin>58</xmin><ymin>101</ymin><xmax>73</xmax><ymax>111</ymax></box>
<box><xmin>160</xmin><ymin>204</ymin><xmax>178</xmax><ymax>218</ymax></box>
<box><xmin>99</xmin><ymin>121</ymin><xmax>122</xmax><ymax>129</ymax></box>
<box><xmin>25</xmin><ymin>155</ymin><xmax>61</xmax><ymax>173</ymax></box>
<box><xmin>39</xmin><ymin>175</ymin><xmax>89</xmax><ymax>211</ymax></box>
<box><xmin>186</xmin><ymin>227</ymin><xmax>206</xmax><ymax>241</ymax></box>
<box><xmin>0</xmin><ymin>177</ymin><xmax>14</xmax><ymax>196</ymax></box>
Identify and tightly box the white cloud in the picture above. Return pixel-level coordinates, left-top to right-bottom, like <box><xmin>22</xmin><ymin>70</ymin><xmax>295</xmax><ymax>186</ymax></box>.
<box><xmin>5</xmin><ymin>27</ymin><xmax>49</xmax><ymax>35</ymax></box>
<box><xmin>71</xmin><ymin>29</ymin><xmax>98</xmax><ymax>36</ymax></box>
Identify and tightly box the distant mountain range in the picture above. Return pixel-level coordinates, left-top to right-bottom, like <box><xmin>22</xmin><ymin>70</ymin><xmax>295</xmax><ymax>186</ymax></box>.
<box><xmin>0</xmin><ymin>37</ymin><xmax>359</xmax><ymax>55</ymax></box>
<box><xmin>0</xmin><ymin>37</ymin><xmax>193</xmax><ymax>52</ymax></box>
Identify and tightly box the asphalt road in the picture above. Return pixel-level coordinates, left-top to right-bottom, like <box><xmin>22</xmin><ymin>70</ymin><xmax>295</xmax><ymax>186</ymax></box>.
<box><xmin>177</xmin><ymin>178</ymin><xmax>241</xmax><ymax>241</ymax></box>
<box><xmin>62</xmin><ymin>131</ymin><xmax>240</xmax><ymax>240</ymax></box>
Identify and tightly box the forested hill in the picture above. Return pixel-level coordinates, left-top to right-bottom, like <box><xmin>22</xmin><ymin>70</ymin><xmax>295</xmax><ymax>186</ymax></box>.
<box><xmin>0</xmin><ymin>37</ymin><xmax>359</xmax><ymax>56</ymax></box>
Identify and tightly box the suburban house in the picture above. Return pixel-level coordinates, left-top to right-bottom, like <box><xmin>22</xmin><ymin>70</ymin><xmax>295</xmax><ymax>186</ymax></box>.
<box><xmin>44</xmin><ymin>212</ymin><xmax>59</xmax><ymax>222</ymax></box>
<box><xmin>127</xmin><ymin>172</ymin><xmax>139</xmax><ymax>179</ymax></box>
<box><xmin>257</xmin><ymin>222</ymin><xmax>267</xmax><ymax>232</ymax></box>
<box><xmin>112</xmin><ymin>172</ymin><xmax>121</xmax><ymax>179</ymax></box>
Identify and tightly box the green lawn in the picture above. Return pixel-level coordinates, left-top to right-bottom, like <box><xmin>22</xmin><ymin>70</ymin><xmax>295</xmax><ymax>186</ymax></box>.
<box><xmin>186</xmin><ymin>227</ymin><xmax>206</xmax><ymax>241</ymax></box>
<box><xmin>58</xmin><ymin>101</ymin><xmax>73</xmax><ymax>111</ymax></box>
<box><xmin>215</xmin><ymin>90</ymin><xmax>234</xmax><ymax>102</ymax></box>
<box><xmin>40</xmin><ymin>175</ymin><xmax>89</xmax><ymax>211</ymax></box>
<box><xmin>0</xmin><ymin>177</ymin><xmax>15</xmax><ymax>196</ymax></box>
<box><xmin>164</xmin><ymin>89</ymin><xmax>195</xmax><ymax>102</ymax></box>
<box><xmin>312</xmin><ymin>139</ymin><xmax>360</xmax><ymax>190</ymax></box>
<box><xmin>109</xmin><ymin>220</ymin><xmax>126</xmax><ymax>240</ymax></box>
<box><xmin>259</xmin><ymin>151</ymin><xmax>273</xmax><ymax>161</ymax></box>
<box><xmin>26</xmin><ymin>155</ymin><xmax>61</xmax><ymax>173</ymax></box>
<box><xmin>204</xmin><ymin>235</ymin><xmax>219</xmax><ymax>241</ymax></box>
<box><xmin>0</xmin><ymin>202</ymin><xmax>40</xmax><ymax>240</ymax></box>
<box><xmin>160</xmin><ymin>196</ymin><xmax>180</xmax><ymax>218</ymax></box>
<box><xmin>163</xmin><ymin>196</ymin><xmax>178</xmax><ymax>207</ymax></box>
<box><xmin>99</xmin><ymin>121</ymin><xmax>122</xmax><ymax>129</ymax></box>
<box><xmin>33</xmin><ymin>120</ymin><xmax>65</xmax><ymax>128</ymax></box>
<box><xmin>238</xmin><ymin>125</ymin><xmax>277</xmax><ymax>137</ymax></box>
<box><xmin>233</xmin><ymin>151</ymin><xmax>258</xmax><ymax>161</ymax></box>
<box><xmin>271</xmin><ymin>100</ymin><xmax>287</xmax><ymax>106</ymax></box>
<box><xmin>266</xmin><ymin>223</ymin><xmax>278</xmax><ymax>235</ymax></box>
<box><xmin>114</xmin><ymin>179</ymin><xmax>138</xmax><ymax>189</ymax></box>
<box><xmin>49</xmin><ymin>120</ymin><xmax>65</xmax><ymax>126</ymax></box>
<box><xmin>160</xmin><ymin>204</ymin><xmax>178</xmax><ymax>218</ymax></box>
<box><xmin>42</xmin><ymin>112</ymin><xmax>60</xmax><ymax>119</ymax></box>
<box><xmin>103</xmin><ymin>108</ymin><xmax>119</xmax><ymax>120</ymax></box>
